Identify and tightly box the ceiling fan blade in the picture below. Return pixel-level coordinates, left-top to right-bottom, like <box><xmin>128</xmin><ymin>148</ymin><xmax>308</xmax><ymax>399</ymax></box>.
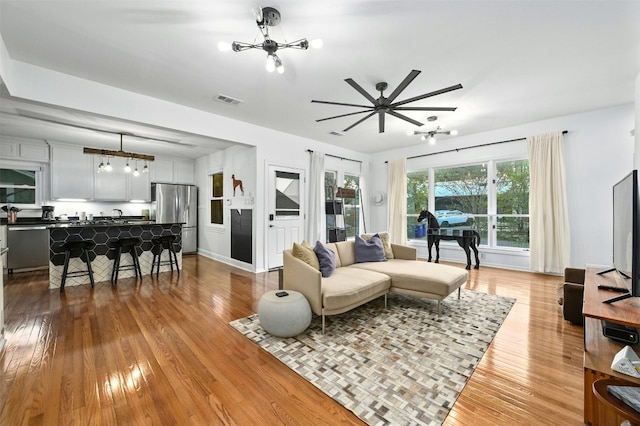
<box><xmin>391</xmin><ymin>84</ymin><xmax>463</xmax><ymax>107</ymax></box>
<box><xmin>386</xmin><ymin>110</ymin><xmax>424</xmax><ymax>127</ymax></box>
<box><xmin>315</xmin><ymin>109</ymin><xmax>374</xmax><ymax>122</ymax></box>
<box><xmin>345</xmin><ymin>78</ymin><xmax>378</xmax><ymax>105</ymax></box>
<box><xmin>378</xmin><ymin>111</ymin><xmax>385</xmax><ymax>133</ymax></box>
<box><xmin>311</xmin><ymin>100</ymin><xmax>374</xmax><ymax>109</ymax></box>
<box><xmin>393</xmin><ymin>106</ymin><xmax>458</xmax><ymax>112</ymax></box>
<box><xmin>343</xmin><ymin>111</ymin><xmax>377</xmax><ymax>132</ymax></box>
<box><xmin>384</xmin><ymin>69</ymin><xmax>421</xmax><ymax>105</ymax></box>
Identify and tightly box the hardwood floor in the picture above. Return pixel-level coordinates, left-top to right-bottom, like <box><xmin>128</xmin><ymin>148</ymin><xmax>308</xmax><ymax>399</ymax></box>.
<box><xmin>1</xmin><ymin>255</ymin><xmax>584</xmax><ymax>425</ymax></box>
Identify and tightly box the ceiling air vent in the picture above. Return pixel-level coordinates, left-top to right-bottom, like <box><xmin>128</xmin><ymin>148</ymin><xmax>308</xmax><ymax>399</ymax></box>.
<box><xmin>329</xmin><ymin>131</ymin><xmax>344</xmax><ymax>137</ymax></box>
<box><xmin>215</xmin><ymin>94</ymin><xmax>243</xmax><ymax>106</ymax></box>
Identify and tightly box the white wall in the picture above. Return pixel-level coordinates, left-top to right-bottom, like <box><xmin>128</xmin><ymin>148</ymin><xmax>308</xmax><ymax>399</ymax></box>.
<box><xmin>369</xmin><ymin>104</ymin><xmax>636</xmax><ymax>270</ymax></box>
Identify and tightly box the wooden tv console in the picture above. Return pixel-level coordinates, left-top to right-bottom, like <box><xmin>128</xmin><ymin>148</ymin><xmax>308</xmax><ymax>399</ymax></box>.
<box><xmin>583</xmin><ymin>267</ymin><xmax>640</xmax><ymax>425</ymax></box>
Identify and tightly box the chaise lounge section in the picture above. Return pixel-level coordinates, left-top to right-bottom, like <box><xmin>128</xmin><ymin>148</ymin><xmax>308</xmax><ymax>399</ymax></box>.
<box><xmin>283</xmin><ymin>239</ymin><xmax>468</xmax><ymax>332</ymax></box>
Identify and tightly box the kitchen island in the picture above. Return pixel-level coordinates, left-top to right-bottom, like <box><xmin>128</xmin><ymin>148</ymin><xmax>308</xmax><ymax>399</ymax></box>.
<box><xmin>47</xmin><ymin>220</ymin><xmax>183</xmax><ymax>289</ymax></box>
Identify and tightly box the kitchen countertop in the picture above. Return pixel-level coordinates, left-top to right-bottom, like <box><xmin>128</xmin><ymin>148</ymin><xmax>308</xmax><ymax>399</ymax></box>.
<box><xmin>2</xmin><ymin>217</ymin><xmax>171</xmax><ymax>229</ymax></box>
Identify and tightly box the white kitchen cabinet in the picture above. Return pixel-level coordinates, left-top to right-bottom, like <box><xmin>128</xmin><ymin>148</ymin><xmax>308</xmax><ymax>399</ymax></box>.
<box><xmin>93</xmin><ymin>156</ymin><xmax>127</xmax><ymax>200</ymax></box>
<box><xmin>50</xmin><ymin>144</ymin><xmax>94</xmax><ymax>200</ymax></box>
<box><xmin>150</xmin><ymin>158</ymin><xmax>195</xmax><ymax>185</ymax></box>
<box><xmin>174</xmin><ymin>161</ymin><xmax>195</xmax><ymax>184</ymax></box>
<box><xmin>128</xmin><ymin>170</ymin><xmax>151</xmax><ymax>201</ymax></box>
<box><xmin>0</xmin><ymin>138</ymin><xmax>49</xmax><ymax>162</ymax></box>
<box><xmin>0</xmin><ymin>225</ymin><xmax>7</xmax><ymax>266</ymax></box>
<box><xmin>150</xmin><ymin>158</ymin><xmax>175</xmax><ymax>183</ymax></box>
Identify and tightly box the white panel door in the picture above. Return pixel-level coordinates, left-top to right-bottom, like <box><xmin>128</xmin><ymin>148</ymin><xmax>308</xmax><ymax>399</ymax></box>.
<box><xmin>267</xmin><ymin>165</ymin><xmax>304</xmax><ymax>269</ymax></box>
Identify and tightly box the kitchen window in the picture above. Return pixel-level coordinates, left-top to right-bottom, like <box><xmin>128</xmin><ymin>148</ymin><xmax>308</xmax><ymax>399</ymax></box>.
<box><xmin>0</xmin><ymin>166</ymin><xmax>40</xmax><ymax>206</ymax></box>
<box><xmin>210</xmin><ymin>172</ymin><xmax>224</xmax><ymax>225</ymax></box>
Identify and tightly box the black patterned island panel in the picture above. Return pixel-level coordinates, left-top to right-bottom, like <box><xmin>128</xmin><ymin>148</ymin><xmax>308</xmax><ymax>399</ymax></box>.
<box><xmin>48</xmin><ymin>223</ymin><xmax>182</xmax><ymax>289</ymax></box>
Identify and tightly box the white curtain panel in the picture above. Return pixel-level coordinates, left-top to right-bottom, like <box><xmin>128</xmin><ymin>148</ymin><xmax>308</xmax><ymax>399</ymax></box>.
<box><xmin>306</xmin><ymin>151</ymin><xmax>325</xmax><ymax>243</ymax></box>
<box><xmin>527</xmin><ymin>132</ymin><xmax>570</xmax><ymax>274</ymax></box>
<box><xmin>387</xmin><ymin>158</ymin><xmax>407</xmax><ymax>245</ymax></box>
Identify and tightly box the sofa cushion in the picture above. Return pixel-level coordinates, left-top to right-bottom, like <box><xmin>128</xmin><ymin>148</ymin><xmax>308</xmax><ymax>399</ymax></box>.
<box><xmin>361</xmin><ymin>232</ymin><xmax>394</xmax><ymax>259</ymax></box>
<box><xmin>325</xmin><ymin>242</ymin><xmax>342</xmax><ymax>268</ymax></box>
<box><xmin>349</xmin><ymin>259</ymin><xmax>467</xmax><ymax>297</ymax></box>
<box><xmin>292</xmin><ymin>241</ymin><xmax>319</xmax><ymax>270</ymax></box>
<box><xmin>322</xmin><ymin>268</ymin><xmax>391</xmax><ymax>311</ymax></box>
<box><xmin>335</xmin><ymin>241</ymin><xmax>356</xmax><ymax>266</ymax></box>
<box><xmin>355</xmin><ymin>235</ymin><xmax>386</xmax><ymax>263</ymax></box>
<box><xmin>314</xmin><ymin>241</ymin><xmax>336</xmax><ymax>278</ymax></box>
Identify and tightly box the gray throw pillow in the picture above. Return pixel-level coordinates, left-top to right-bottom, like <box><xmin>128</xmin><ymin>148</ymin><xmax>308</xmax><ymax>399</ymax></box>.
<box><xmin>355</xmin><ymin>234</ymin><xmax>387</xmax><ymax>263</ymax></box>
<box><xmin>314</xmin><ymin>241</ymin><xmax>336</xmax><ymax>277</ymax></box>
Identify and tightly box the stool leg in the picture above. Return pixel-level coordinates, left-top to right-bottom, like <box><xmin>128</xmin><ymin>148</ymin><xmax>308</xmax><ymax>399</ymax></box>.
<box><xmin>131</xmin><ymin>248</ymin><xmax>142</xmax><ymax>278</ymax></box>
<box><xmin>112</xmin><ymin>247</ymin><xmax>122</xmax><ymax>283</ymax></box>
<box><xmin>60</xmin><ymin>249</ymin><xmax>71</xmax><ymax>292</ymax></box>
<box><xmin>150</xmin><ymin>246</ymin><xmax>157</xmax><ymax>276</ymax></box>
<box><xmin>166</xmin><ymin>243</ymin><xmax>174</xmax><ymax>272</ymax></box>
<box><xmin>156</xmin><ymin>246</ymin><xmax>162</xmax><ymax>277</ymax></box>
<box><xmin>171</xmin><ymin>244</ymin><xmax>180</xmax><ymax>275</ymax></box>
<box><xmin>83</xmin><ymin>249</ymin><xmax>95</xmax><ymax>288</ymax></box>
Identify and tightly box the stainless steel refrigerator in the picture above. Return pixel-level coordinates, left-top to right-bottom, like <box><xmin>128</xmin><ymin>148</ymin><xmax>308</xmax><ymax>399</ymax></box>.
<box><xmin>151</xmin><ymin>183</ymin><xmax>198</xmax><ymax>254</ymax></box>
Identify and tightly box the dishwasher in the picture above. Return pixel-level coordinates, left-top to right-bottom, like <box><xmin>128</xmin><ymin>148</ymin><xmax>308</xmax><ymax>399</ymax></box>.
<box><xmin>7</xmin><ymin>226</ymin><xmax>50</xmax><ymax>273</ymax></box>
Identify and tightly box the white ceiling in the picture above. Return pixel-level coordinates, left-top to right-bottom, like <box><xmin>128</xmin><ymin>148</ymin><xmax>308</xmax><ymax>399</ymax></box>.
<box><xmin>1</xmin><ymin>0</ymin><xmax>639</xmax><ymax>157</ymax></box>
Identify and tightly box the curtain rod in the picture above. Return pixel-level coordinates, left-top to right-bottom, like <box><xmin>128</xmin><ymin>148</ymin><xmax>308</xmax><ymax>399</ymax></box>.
<box><xmin>386</xmin><ymin>130</ymin><xmax>568</xmax><ymax>163</ymax></box>
<box><xmin>307</xmin><ymin>149</ymin><xmax>362</xmax><ymax>164</ymax></box>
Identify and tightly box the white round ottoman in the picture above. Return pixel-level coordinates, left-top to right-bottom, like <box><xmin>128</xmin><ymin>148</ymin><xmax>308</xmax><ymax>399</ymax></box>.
<box><xmin>258</xmin><ymin>290</ymin><xmax>312</xmax><ymax>337</ymax></box>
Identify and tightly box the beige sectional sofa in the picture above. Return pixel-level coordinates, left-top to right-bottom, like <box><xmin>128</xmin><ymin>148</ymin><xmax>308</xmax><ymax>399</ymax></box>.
<box><xmin>283</xmin><ymin>240</ymin><xmax>468</xmax><ymax>332</ymax></box>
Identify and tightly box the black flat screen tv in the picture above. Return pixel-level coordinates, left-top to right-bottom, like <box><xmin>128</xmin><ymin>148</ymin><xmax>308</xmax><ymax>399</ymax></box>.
<box><xmin>601</xmin><ymin>170</ymin><xmax>639</xmax><ymax>304</ymax></box>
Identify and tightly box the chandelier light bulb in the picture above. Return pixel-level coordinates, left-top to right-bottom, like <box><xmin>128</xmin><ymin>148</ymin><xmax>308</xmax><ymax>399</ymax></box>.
<box><xmin>133</xmin><ymin>168</ymin><xmax>140</xmax><ymax>177</ymax></box>
<box><xmin>143</xmin><ymin>163</ymin><xmax>149</xmax><ymax>173</ymax></box>
<box><xmin>217</xmin><ymin>41</ymin><xmax>232</xmax><ymax>52</ymax></box>
<box><xmin>124</xmin><ymin>162</ymin><xmax>132</xmax><ymax>173</ymax></box>
<box><xmin>429</xmin><ymin>136</ymin><xmax>436</xmax><ymax>145</ymax></box>
<box><xmin>266</xmin><ymin>55</ymin><xmax>276</xmax><ymax>72</ymax></box>
<box><xmin>450</xmin><ymin>130</ymin><xmax>459</xmax><ymax>136</ymax></box>
<box><xmin>105</xmin><ymin>160</ymin><xmax>112</xmax><ymax>172</ymax></box>
<box><xmin>420</xmin><ymin>135</ymin><xmax>427</xmax><ymax>141</ymax></box>
<box><xmin>406</xmin><ymin>129</ymin><xmax>415</xmax><ymax>136</ymax></box>
<box><xmin>309</xmin><ymin>38</ymin><xmax>323</xmax><ymax>49</ymax></box>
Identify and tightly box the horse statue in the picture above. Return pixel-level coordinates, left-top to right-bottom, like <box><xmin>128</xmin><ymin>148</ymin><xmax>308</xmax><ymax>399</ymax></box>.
<box><xmin>417</xmin><ymin>209</ymin><xmax>481</xmax><ymax>270</ymax></box>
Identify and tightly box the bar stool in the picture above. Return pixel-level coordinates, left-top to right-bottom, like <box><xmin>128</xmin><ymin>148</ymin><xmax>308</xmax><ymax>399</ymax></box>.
<box><xmin>151</xmin><ymin>235</ymin><xmax>179</xmax><ymax>277</ymax></box>
<box><xmin>111</xmin><ymin>237</ymin><xmax>143</xmax><ymax>283</ymax></box>
<box><xmin>60</xmin><ymin>240</ymin><xmax>95</xmax><ymax>292</ymax></box>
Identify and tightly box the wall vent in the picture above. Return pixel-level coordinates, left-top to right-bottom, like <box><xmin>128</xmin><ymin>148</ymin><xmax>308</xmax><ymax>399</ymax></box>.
<box><xmin>215</xmin><ymin>94</ymin><xmax>243</xmax><ymax>106</ymax></box>
<box><xmin>329</xmin><ymin>131</ymin><xmax>344</xmax><ymax>136</ymax></box>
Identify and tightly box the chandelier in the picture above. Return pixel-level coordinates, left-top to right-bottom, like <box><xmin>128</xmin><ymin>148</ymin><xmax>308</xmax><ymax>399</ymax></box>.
<box><xmin>84</xmin><ymin>133</ymin><xmax>154</xmax><ymax>176</ymax></box>
<box><xmin>218</xmin><ymin>6</ymin><xmax>322</xmax><ymax>74</ymax></box>
<box><xmin>407</xmin><ymin>116</ymin><xmax>458</xmax><ymax>144</ymax></box>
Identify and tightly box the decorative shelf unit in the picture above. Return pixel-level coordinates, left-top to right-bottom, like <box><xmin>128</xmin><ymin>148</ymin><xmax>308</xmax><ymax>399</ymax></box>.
<box><xmin>326</xmin><ymin>187</ymin><xmax>356</xmax><ymax>243</ymax></box>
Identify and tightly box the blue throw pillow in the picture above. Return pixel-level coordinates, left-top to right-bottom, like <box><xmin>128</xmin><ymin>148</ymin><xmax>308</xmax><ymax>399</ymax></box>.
<box><xmin>314</xmin><ymin>241</ymin><xmax>336</xmax><ymax>278</ymax></box>
<box><xmin>355</xmin><ymin>234</ymin><xmax>387</xmax><ymax>263</ymax></box>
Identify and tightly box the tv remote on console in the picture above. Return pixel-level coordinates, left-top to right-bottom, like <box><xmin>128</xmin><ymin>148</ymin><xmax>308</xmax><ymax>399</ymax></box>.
<box><xmin>597</xmin><ymin>285</ymin><xmax>629</xmax><ymax>293</ymax></box>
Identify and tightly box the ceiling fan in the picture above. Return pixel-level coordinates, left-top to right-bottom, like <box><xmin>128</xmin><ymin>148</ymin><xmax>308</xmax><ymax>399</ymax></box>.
<box><xmin>312</xmin><ymin>69</ymin><xmax>462</xmax><ymax>133</ymax></box>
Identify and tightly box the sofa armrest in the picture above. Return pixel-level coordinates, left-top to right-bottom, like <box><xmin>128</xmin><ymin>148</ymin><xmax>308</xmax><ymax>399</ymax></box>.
<box><xmin>391</xmin><ymin>243</ymin><xmax>417</xmax><ymax>260</ymax></box>
<box><xmin>283</xmin><ymin>250</ymin><xmax>323</xmax><ymax>315</ymax></box>
<box><xmin>563</xmin><ymin>282</ymin><xmax>584</xmax><ymax>325</ymax></box>
<box><xmin>564</xmin><ymin>267</ymin><xmax>585</xmax><ymax>285</ymax></box>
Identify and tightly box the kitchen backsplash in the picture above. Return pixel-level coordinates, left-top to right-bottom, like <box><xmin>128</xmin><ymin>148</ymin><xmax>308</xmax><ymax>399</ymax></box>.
<box><xmin>3</xmin><ymin>201</ymin><xmax>151</xmax><ymax>219</ymax></box>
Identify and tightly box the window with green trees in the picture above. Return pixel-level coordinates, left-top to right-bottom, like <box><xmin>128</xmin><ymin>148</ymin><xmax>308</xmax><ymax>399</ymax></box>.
<box><xmin>406</xmin><ymin>159</ymin><xmax>530</xmax><ymax>249</ymax></box>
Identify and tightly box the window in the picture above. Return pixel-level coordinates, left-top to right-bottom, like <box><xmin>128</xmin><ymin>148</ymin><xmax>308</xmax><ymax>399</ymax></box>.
<box><xmin>495</xmin><ymin>160</ymin><xmax>530</xmax><ymax>248</ymax></box>
<box><xmin>406</xmin><ymin>171</ymin><xmax>429</xmax><ymax>240</ymax></box>
<box><xmin>275</xmin><ymin>171</ymin><xmax>300</xmax><ymax>217</ymax></box>
<box><xmin>0</xmin><ymin>167</ymin><xmax>39</xmax><ymax>206</ymax></box>
<box><xmin>343</xmin><ymin>174</ymin><xmax>360</xmax><ymax>238</ymax></box>
<box><xmin>210</xmin><ymin>172</ymin><xmax>224</xmax><ymax>225</ymax></box>
<box><xmin>406</xmin><ymin>159</ymin><xmax>530</xmax><ymax>249</ymax></box>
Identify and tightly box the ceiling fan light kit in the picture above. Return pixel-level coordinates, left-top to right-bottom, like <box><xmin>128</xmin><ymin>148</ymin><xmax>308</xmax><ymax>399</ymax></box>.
<box><xmin>312</xmin><ymin>69</ymin><xmax>462</xmax><ymax>133</ymax></box>
<box><xmin>221</xmin><ymin>6</ymin><xmax>321</xmax><ymax>74</ymax></box>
